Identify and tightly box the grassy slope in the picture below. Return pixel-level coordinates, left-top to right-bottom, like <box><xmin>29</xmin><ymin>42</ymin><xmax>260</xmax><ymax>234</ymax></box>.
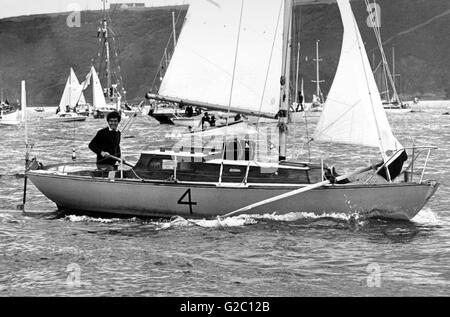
<box><xmin>0</xmin><ymin>0</ymin><xmax>449</xmax><ymax>105</ymax></box>
<box><xmin>295</xmin><ymin>0</ymin><xmax>450</xmax><ymax>100</ymax></box>
<box><xmin>0</xmin><ymin>7</ymin><xmax>186</xmax><ymax>106</ymax></box>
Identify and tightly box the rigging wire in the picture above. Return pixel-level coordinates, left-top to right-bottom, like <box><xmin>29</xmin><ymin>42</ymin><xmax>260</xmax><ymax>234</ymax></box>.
<box><xmin>353</xmin><ymin>1</ymin><xmax>391</xmax><ymax>181</ymax></box>
<box><xmin>218</xmin><ymin>0</ymin><xmax>245</xmax><ymax>184</ymax></box>
<box><xmin>252</xmin><ymin>0</ymin><xmax>284</xmax><ymax>162</ymax></box>
<box><xmin>150</xmin><ymin>6</ymin><xmax>186</xmax><ymax>93</ymax></box>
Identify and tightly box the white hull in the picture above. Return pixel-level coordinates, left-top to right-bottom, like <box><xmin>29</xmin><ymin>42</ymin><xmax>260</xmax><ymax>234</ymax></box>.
<box><xmin>384</xmin><ymin>108</ymin><xmax>413</xmax><ymax>114</ymax></box>
<box><xmin>172</xmin><ymin>114</ymin><xmax>202</xmax><ymax>127</ymax></box>
<box><xmin>43</xmin><ymin>113</ymin><xmax>87</xmax><ymax>122</ymax></box>
<box><xmin>28</xmin><ymin>171</ymin><xmax>438</xmax><ymax>221</ymax></box>
<box><xmin>0</xmin><ymin>120</ymin><xmax>20</xmax><ymax>126</ymax></box>
<box><xmin>0</xmin><ymin>110</ymin><xmax>21</xmax><ymax>126</ymax></box>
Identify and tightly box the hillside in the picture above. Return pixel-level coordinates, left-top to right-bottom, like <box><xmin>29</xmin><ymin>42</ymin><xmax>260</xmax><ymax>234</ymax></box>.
<box><xmin>0</xmin><ymin>7</ymin><xmax>187</xmax><ymax>106</ymax></box>
<box><xmin>295</xmin><ymin>0</ymin><xmax>450</xmax><ymax>100</ymax></box>
<box><xmin>0</xmin><ymin>0</ymin><xmax>449</xmax><ymax>106</ymax></box>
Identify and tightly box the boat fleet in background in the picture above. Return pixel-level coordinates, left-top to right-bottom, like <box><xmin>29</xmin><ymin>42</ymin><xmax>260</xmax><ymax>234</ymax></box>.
<box><xmin>0</xmin><ymin>0</ymin><xmax>427</xmax><ymax>129</ymax></box>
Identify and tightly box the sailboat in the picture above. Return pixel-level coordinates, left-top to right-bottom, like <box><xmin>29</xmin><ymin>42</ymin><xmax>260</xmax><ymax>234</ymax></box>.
<box><xmin>27</xmin><ymin>0</ymin><xmax>438</xmax><ymax>221</ymax></box>
<box><xmin>0</xmin><ymin>81</ymin><xmax>26</xmax><ymax>126</ymax></box>
<box><xmin>368</xmin><ymin>4</ymin><xmax>411</xmax><ymax>114</ymax></box>
<box><xmin>44</xmin><ymin>68</ymin><xmax>87</xmax><ymax>123</ymax></box>
<box><xmin>373</xmin><ymin>48</ymin><xmax>411</xmax><ymax>114</ymax></box>
<box><xmin>0</xmin><ymin>73</ymin><xmax>17</xmax><ymax>118</ymax></box>
<box><xmin>91</xmin><ymin>0</ymin><xmax>135</xmax><ymax>119</ymax></box>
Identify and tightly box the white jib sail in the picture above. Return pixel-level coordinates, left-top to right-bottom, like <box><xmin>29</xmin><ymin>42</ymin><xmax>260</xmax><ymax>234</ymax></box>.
<box><xmin>91</xmin><ymin>66</ymin><xmax>107</xmax><ymax>110</ymax></box>
<box><xmin>158</xmin><ymin>0</ymin><xmax>285</xmax><ymax>118</ymax></box>
<box><xmin>314</xmin><ymin>0</ymin><xmax>402</xmax><ymax>159</ymax></box>
<box><xmin>58</xmin><ymin>68</ymin><xmax>86</xmax><ymax>111</ymax></box>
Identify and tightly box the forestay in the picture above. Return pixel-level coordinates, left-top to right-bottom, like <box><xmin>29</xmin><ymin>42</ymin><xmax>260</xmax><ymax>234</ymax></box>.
<box><xmin>158</xmin><ymin>0</ymin><xmax>285</xmax><ymax>118</ymax></box>
<box><xmin>314</xmin><ymin>0</ymin><xmax>402</xmax><ymax>159</ymax></box>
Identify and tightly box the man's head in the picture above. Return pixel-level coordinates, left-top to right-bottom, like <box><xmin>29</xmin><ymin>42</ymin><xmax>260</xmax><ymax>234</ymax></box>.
<box><xmin>107</xmin><ymin>111</ymin><xmax>121</xmax><ymax>131</ymax></box>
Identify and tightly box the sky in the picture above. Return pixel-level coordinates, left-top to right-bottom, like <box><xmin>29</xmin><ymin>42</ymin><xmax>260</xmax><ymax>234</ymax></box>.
<box><xmin>0</xmin><ymin>0</ymin><xmax>189</xmax><ymax>19</ymax></box>
<box><xmin>0</xmin><ymin>0</ymin><xmax>342</xmax><ymax>19</ymax></box>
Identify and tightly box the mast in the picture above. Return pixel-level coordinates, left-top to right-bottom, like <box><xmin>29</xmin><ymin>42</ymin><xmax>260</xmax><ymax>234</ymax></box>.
<box><xmin>172</xmin><ymin>11</ymin><xmax>177</xmax><ymax>49</ymax></box>
<box><xmin>0</xmin><ymin>72</ymin><xmax>3</xmax><ymax>101</ymax></box>
<box><xmin>279</xmin><ymin>0</ymin><xmax>293</xmax><ymax>161</ymax></box>
<box><xmin>392</xmin><ymin>46</ymin><xmax>401</xmax><ymax>102</ymax></box>
<box><xmin>69</xmin><ymin>68</ymin><xmax>72</xmax><ymax>112</ymax></box>
<box><xmin>312</xmin><ymin>40</ymin><xmax>324</xmax><ymax>102</ymax></box>
<box><xmin>295</xmin><ymin>42</ymin><xmax>300</xmax><ymax>104</ymax></box>
<box><xmin>392</xmin><ymin>46</ymin><xmax>395</xmax><ymax>84</ymax></box>
<box><xmin>368</xmin><ymin>0</ymin><xmax>399</xmax><ymax>104</ymax></box>
<box><xmin>102</xmin><ymin>0</ymin><xmax>112</xmax><ymax>90</ymax></box>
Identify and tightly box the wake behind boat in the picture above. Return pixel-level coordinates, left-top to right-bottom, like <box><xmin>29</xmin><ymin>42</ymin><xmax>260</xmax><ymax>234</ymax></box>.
<box><xmin>27</xmin><ymin>0</ymin><xmax>439</xmax><ymax>221</ymax></box>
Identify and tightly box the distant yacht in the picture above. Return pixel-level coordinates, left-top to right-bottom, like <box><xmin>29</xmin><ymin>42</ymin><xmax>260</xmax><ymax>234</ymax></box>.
<box><xmin>43</xmin><ymin>68</ymin><xmax>87</xmax><ymax>123</ymax></box>
<box><xmin>90</xmin><ymin>0</ymin><xmax>134</xmax><ymax>119</ymax></box>
<box><xmin>309</xmin><ymin>40</ymin><xmax>325</xmax><ymax>112</ymax></box>
<box><xmin>0</xmin><ymin>81</ymin><xmax>27</xmax><ymax>126</ymax></box>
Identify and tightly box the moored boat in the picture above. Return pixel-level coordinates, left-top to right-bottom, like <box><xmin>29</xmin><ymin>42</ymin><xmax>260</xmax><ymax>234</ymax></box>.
<box><xmin>43</xmin><ymin>68</ymin><xmax>87</xmax><ymax>123</ymax></box>
<box><xmin>0</xmin><ymin>81</ymin><xmax>27</xmax><ymax>126</ymax></box>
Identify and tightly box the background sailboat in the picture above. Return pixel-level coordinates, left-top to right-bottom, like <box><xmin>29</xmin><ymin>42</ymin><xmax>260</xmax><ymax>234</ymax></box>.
<box><xmin>367</xmin><ymin>0</ymin><xmax>411</xmax><ymax>114</ymax></box>
<box><xmin>309</xmin><ymin>40</ymin><xmax>325</xmax><ymax>112</ymax></box>
<box><xmin>44</xmin><ymin>68</ymin><xmax>86</xmax><ymax>122</ymax></box>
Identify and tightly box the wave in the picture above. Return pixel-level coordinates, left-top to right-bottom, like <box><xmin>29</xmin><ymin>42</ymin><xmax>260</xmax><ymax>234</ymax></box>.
<box><xmin>64</xmin><ymin>215</ymin><xmax>123</xmax><ymax>223</ymax></box>
<box><xmin>62</xmin><ymin>208</ymin><xmax>441</xmax><ymax>230</ymax></box>
<box><xmin>411</xmin><ymin>208</ymin><xmax>442</xmax><ymax>225</ymax></box>
<box><xmin>155</xmin><ymin>211</ymin><xmax>366</xmax><ymax>230</ymax></box>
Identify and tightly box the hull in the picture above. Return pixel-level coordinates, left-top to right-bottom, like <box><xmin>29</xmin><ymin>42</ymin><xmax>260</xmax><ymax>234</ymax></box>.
<box><xmin>172</xmin><ymin>115</ymin><xmax>202</xmax><ymax>127</ymax></box>
<box><xmin>0</xmin><ymin>110</ymin><xmax>20</xmax><ymax>125</ymax></box>
<box><xmin>28</xmin><ymin>171</ymin><xmax>438</xmax><ymax>221</ymax></box>
<box><xmin>384</xmin><ymin>108</ymin><xmax>413</xmax><ymax>114</ymax></box>
<box><xmin>0</xmin><ymin>121</ymin><xmax>20</xmax><ymax>126</ymax></box>
<box><xmin>43</xmin><ymin>116</ymin><xmax>87</xmax><ymax>122</ymax></box>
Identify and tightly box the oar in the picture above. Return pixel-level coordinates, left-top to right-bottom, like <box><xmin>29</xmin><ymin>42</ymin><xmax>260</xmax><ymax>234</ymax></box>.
<box><xmin>108</xmin><ymin>154</ymin><xmax>134</xmax><ymax>168</ymax></box>
<box><xmin>220</xmin><ymin>164</ymin><xmax>377</xmax><ymax>219</ymax></box>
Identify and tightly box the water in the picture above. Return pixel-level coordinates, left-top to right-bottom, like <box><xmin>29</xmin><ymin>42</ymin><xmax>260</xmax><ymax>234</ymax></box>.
<box><xmin>0</xmin><ymin>102</ymin><xmax>449</xmax><ymax>296</ymax></box>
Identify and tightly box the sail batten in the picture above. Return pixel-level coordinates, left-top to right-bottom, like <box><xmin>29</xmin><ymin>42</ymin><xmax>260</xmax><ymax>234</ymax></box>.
<box><xmin>158</xmin><ymin>0</ymin><xmax>285</xmax><ymax>117</ymax></box>
<box><xmin>314</xmin><ymin>0</ymin><xmax>402</xmax><ymax>156</ymax></box>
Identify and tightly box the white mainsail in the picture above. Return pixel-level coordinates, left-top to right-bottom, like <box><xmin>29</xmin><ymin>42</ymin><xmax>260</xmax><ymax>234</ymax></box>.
<box><xmin>314</xmin><ymin>0</ymin><xmax>402</xmax><ymax>159</ymax></box>
<box><xmin>91</xmin><ymin>66</ymin><xmax>107</xmax><ymax>110</ymax></box>
<box><xmin>58</xmin><ymin>68</ymin><xmax>86</xmax><ymax>111</ymax></box>
<box><xmin>158</xmin><ymin>0</ymin><xmax>285</xmax><ymax>118</ymax></box>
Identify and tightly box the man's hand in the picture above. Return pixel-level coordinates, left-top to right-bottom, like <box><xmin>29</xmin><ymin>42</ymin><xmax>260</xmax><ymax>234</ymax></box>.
<box><xmin>101</xmin><ymin>151</ymin><xmax>111</xmax><ymax>158</ymax></box>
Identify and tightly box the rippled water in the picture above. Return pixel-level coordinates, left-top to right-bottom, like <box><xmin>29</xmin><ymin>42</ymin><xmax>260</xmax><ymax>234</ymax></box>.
<box><xmin>0</xmin><ymin>102</ymin><xmax>449</xmax><ymax>296</ymax></box>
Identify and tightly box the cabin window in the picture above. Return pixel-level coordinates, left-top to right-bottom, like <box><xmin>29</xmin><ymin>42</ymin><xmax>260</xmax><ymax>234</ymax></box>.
<box><xmin>162</xmin><ymin>160</ymin><xmax>176</xmax><ymax>170</ymax></box>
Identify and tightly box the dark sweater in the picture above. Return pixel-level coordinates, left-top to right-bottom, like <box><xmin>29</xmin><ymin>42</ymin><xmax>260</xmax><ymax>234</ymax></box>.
<box><xmin>88</xmin><ymin>127</ymin><xmax>121</xmax><ymax>166</ymax></box>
